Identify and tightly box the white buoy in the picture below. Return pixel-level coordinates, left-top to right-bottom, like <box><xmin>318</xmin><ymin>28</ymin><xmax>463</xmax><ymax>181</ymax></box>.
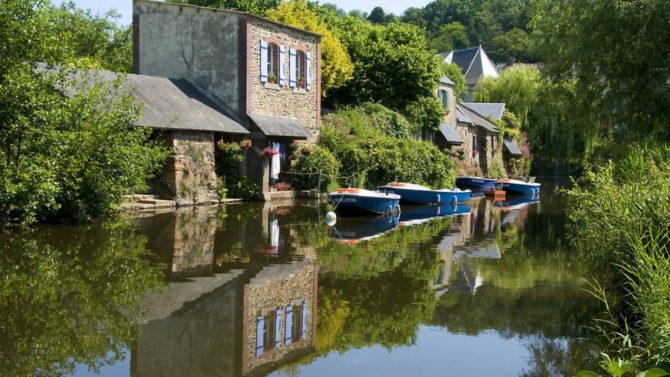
<box><xmin>325</xmin><ymin>211</ymin><xmax>337</xmax><ymax>226</ymax></box>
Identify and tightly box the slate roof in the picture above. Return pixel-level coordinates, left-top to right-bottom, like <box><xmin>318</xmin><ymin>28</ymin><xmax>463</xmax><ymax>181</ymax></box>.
<box><xmin>439</xmin><ymin>76</ymin><xmax>455</xmax><ymax>86</ymax></box>
<box><xmin>437</xmin><ymin>46</ymin><xmax>499</xmax><ymax>85</ymax></box>
<box><xmin>462</xmin><ymin>103</ymin><xmax>505</xmax><ymax>121</ymax></box>
<box><xmin>249</xmin><ymin>114</ymin><xmax>311</xmax><ymax>139</ymax></box>
<box><xmin>438</xmin><ymin>124</ymin><xmax>463</xmax><ymax>145</ymax></box>
<box><xmin>37</xmin><ymin>64</ymin><xmax>249</xmax><ymax>134</ymax></box>
<box><xmin>504</xmin><ymin>139</ymin><xmax>523</xmax><ymax>156</ymax></box>
<box><xmin>457</xmin><ymin>103</ymin><xmax>499</xmax><ymax>133</ymax></box>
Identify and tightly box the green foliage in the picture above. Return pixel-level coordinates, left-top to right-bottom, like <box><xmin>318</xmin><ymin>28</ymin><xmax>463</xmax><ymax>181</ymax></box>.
<box><xmin>325</xmin><ymin>17</ymin><xmax>443</xmax><ymax>129</ymax></box>
<box><xmin>533</xmin><ymin>0</ymin><xmax>670</xmax><ymax>143</ymax></box>
<box><xmin>289</xmin><ymin>145</ymin><xmax>339</xmax><ymax>192</ymax></box>
<box><xmin>441</xmin><ymin>62</ymin><xmax>467</xmax><ymax>100</ymax></box>
<box><xmin>429</xmin><ymin>21</ymin><xmax>470</xmax><ymax>52</ymax></box>
<box><xmin>474</xmin><ymin>67</ymin><xmax>539</xmax><ymax>128</ymax></box>
<box><xmin>492</xmin><ymin>27</ymin><xmax>533</xmax><ymax>62</ymax></box>
<box><xmin>567</xmin><ymin>145</ymin><xmax>670</xmax><ymax>367</ymax></box>
<box><xmin>319</xmin><ymin>106</ymin><xmax>455</xmax><ymax>188</ymax></box>
<box><xmin>227</xmin><ymin>176</ymin><xmax>260</xmax><ymax>200</ymax></box>
<box><xmin>168</xmin><ymin>0</ymin><xmax>280</xmax><ymax>14</ymax></box>
<box><xmin>0</xmin><ymin>221</ymin><xmax>162</xmax><ymax>376</ymax></box>
<box><xmin>266</xmin><ymin>0</ymin><xmax>353</xmax><ymax>95</ymax></box>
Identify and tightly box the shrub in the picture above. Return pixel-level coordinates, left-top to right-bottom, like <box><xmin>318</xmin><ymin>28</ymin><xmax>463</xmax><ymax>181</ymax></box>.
<box><xmin>290</xmin><ymin>145</ymin><xmax>340</xmax><ymax>192</ymax></box>
<box><xmin>227</xmin><ymin>176</ymin><xmax>260</xmax><ymax>200</ymax></box>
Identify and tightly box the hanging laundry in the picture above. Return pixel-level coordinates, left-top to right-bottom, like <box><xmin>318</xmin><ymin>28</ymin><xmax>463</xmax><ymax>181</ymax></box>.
<box><xmin>271</xmin><ymin>142</ymin><xmax>281</xmax><ymax>180</ymax></box>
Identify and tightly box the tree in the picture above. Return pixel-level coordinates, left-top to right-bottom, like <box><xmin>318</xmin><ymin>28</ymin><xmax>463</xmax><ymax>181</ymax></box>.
<box><xmin>430</xmin><ymin>22</ymin><xmax>470</xmax><ymax>52</ymax></box>
<box><xmin>326</xmin><ymin>17</ymin><xmax>444</xmax><ymax>129</ymax></box>
<box><xmin>367</xmin><ymin>6</ymin><xmax>386</xmax><ymax>24</ymax></box>
<box><xmin>534</xmin><ymin>0</ymin><xmax>670</xmax><ymax>143</ymax></box>
<box><xmin>167</xmin><ymin>0</ymin><xmax>280</xmax><ymax>15</ymax></box>
<box><xmin>266</xmin><ymin>0</ymin><xmax>354</xmax><ymax>95</ymax></box>
<box><xmin>474</xmin><ymin>67</ymin><xmax>539</xmax><ymax>128</ymax></box>
<box><xmin>441</xmin><ymin>62</ymin><xmax>467</xmax><ymax>100</ymax></box>
<box><xmin>491</xmin><ymin>27</ymin><xmax>531</xmax><ymax>62</ymax></box>
<box><xmin>0</xmin><ymin>0</ymin><xmax>168</xmax><ymax>224</ymax></box>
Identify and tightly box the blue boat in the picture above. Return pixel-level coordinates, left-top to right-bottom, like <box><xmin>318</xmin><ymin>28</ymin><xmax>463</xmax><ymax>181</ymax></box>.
<box><xmin>378</xmin><ymin>183</ymin><xmax>471</xmax><ymax>205</ymax></box>
<box><xmin>329</xmin><ymin>188</ymin><xmax>401</xmax><ymax>216</ymax></box>
<box><xmin>500</xmin><ymin>179</ymin><xmax>541</xmax><ymax>195</ymax></box>
<box><xmin>455</xmin><ymin>176</ymin><xmax>497</xmax><ymax>191</ymax></box>
<box><xmin>329</xmin><ymin>214</ymin><xmax>399</xmax><ymax>244</ymax></box>
<box><xmin>399</xmin><ymin>204</ymin><xmax>471</xmax><ymax>226</ymax></box>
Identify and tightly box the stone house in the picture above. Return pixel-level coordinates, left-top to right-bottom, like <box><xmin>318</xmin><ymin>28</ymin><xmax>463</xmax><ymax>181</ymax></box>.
<box><xmin>436</xmin><ymin>45</ymin><xmax>499</xmax><ymax>101</ymax></box>
<box><xmin>453</xmin><ymin>103</ymin><xmax>501</xmax><ymax>177</ymax></box>
<box><xmin>133</xmin><ymin>0</ymin><xmax>322</xmax><ymax>202</ymax></box>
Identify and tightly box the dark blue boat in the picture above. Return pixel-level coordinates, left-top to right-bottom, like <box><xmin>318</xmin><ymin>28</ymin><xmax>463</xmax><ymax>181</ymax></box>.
<box><xmin>329</xmin><ymin>214</ymin><xmax>400</xmax><ymax>244</ymax></box>
<box><xmin>378</xmin><ymin>183</ymin><xmax>471</xmax><ymax>205</ymax></box>
<box><xmin>329</xmin><ymin>188</ymin><xmax>401</xmax><ymax>216</ymax></box>
<box><xmin>455</xmin><ymin>176</ymin><xmax>497</xmax><ymax>191</ymax></box>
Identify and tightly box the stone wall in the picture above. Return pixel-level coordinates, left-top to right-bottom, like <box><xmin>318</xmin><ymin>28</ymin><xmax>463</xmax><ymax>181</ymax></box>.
<box><xmin>453</xmin><ymin>123</ymin><xmax>483</xmax><ymax>177</ymax></box>
<box><xmin>440</xmin><ymin>83</ymin><xmax>458</xmax><ymax>127</ymax></box>
<box><xmin>163</xmin><ymin>131</ymin><xmax>218</xmax><ymax>205</ymax></box>
<box><xmin>247</xmin><ymin>20</ymin><xmax>321</xmax><ymax>141</ymax></box>
<box><xmin>242</xmin><ymin>259</ymin><xmax>317</xmax><ymax>376</ymax></box>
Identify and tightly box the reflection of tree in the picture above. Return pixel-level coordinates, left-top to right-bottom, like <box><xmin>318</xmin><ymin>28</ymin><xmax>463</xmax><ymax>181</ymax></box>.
<box><xmin>0</xmin><ymin>222</ymin><xmax>162</xmax><ymax>376</ymax></box>
<box><xmin>521</xmin><ymin>337</ymin><xmax>600</xmax><ymax>377</ymax></box>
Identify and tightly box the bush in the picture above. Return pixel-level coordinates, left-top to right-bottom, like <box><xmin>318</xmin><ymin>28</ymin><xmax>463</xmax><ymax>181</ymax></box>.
<box><xmin>227</xmin><ymin>176</ymin><xmax>260</xmax><ymax>200</ymax></box>
<box><xmin>289</xmin><ymin>145</ymin><xmax>340</xmax><ymax>192</ymax></box>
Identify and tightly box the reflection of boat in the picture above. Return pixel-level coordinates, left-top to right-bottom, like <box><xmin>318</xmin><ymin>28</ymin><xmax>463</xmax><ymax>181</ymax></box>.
<box><xmin>329</xmin><ymin>214</ymin><xmax>400</xmax><ymax>244</ymax></box>
<box><xmin>399</xmin><ymin>204</ymin><xmax>471</xmax><ymax>226</ymax></box>
<box><xmin>500</xmin><ymin>179</ymin><xmax>541</xmax><ymax>195</ymax></box>
<box><xmin>494</xmin><ymin>193</ymin><xmax>540</xmax><ymax>210</ymax></box>
<box><xmin>456</xmin><ymin>176</ymin><xmax>497</xmax><ymax>191</ymax></box>
<box><xmin>378</xmin><ymin>182</ymin><xmax>471</xmax><ymax>204</ymax></box>
<box><xmin>329</xmin><ymin>188</ymin><xmax>400</xmax><ymax>216</ymax></box>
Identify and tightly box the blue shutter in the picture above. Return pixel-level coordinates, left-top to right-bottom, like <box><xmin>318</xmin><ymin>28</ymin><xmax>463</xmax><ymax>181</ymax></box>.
<box><xmin>289</xmin><ymin>48</ymin><xmax>297</xmax><ymax>88</ymax></box>
<box><xmin>256</xmin><ymin>316</ymin><xmax>264</xmax><ymax>356</ymax></box>
<box><xmin>274</xmin><ymin>308</ymin><xmax>282</xmax><ymax>348</ymax></box>
<box><xmin>279</xmin><ymin>45</ymin><xmax>286</xmax><ymax>86</ymax></box>
<box><xmin>285</xmin><ymin>305</ymin><xmax>293</xmax><ymax>345</ymax></box>
<box><xmin>260</xmin><ymin>40</ymin><xmax>268</xmax><ymax>83</ymax></box>
<box><xmin>301</xmin><ymin>300</ymin><xmax>308</xmax><ymax>340</ymax></box>
<box><xmin>305</xmin><ymin>52</ymin><xmax>312</xmax><ymax>91</ymax></box>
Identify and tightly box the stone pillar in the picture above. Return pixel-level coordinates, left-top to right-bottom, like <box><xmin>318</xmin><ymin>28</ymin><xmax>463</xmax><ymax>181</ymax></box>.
<box><xmin>167</xmin><ymin>131</ymin><xmax>219</xmax><ymax>205</ymax></box>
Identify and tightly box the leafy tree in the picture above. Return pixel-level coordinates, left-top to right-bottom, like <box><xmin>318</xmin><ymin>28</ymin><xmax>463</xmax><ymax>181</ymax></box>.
<box><xmin>266</xmin><ymin>0</ymin><xmax>354</xmax><ymax>95</ymax></box>
<box><xmin>167</xmin><ymin>0</ymin><xmax>280</xmax><ymax>15</ymax></box>
<box><xmin>367</xmin><ymin>6</ymin><xmax>386</xmax><ymax>24</ymax></box>
<box><xmin>326</xmin><ymin>17</ymin><xmax>444</xmax><ymax>129</ymax></box>
<box><xmin>320</xmin><ymin>3</ymin><xmax>346</xmax><ymax>18</ymax></box>
<box><xmin>491</xmin><ymin>27</ymin><xmax>531</xmax><ymax>62</ymax></box>
<box><xmin>534</xmin><ymin>0</ymin><xmax>670</xmax><ymax>143</ymax></box>
<box><xmin>474</xmin><ymin>66</ymin><xmax>539</xmax><ymax>128</ymax></box>
<box><xmin>429</xmin><ymin>21</ymin><xmax>470</xmax><ymax>52</ymax></box>
<box><xmin>441</xmin><ymin>62</ymin><xmax>467</xmax><ymax>100</ymax></box>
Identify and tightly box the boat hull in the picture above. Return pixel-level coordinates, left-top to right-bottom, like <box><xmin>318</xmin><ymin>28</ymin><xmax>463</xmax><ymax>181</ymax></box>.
<box><xmin>329</xmin><ymin>193</ymin><xmax>400</xmax><ymax>216</ymax></box>
<box><xmin>378</xmin><ymin>186</ymin><xmax>471</xmax><ymax>205</ymax></box>
<box><xmin>501</xmin><ymin>181</ymin><xmax>541</xmax><ymax>195</ymax></box>
<box><xmin>455</xmin><ymin>177</ymin><xmax>497</xmax><ymax>191</ymax></box>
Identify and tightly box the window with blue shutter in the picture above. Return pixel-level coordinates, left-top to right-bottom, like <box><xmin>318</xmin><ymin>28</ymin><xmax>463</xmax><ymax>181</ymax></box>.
<box><xmin>260</xmin><ymin>40</ymin><xmax>268</xmax><ymax>83</ymax></box>
<box><xmin>256</xmin><ymin>316</ymin><xmax>264</xmax><ymax>356</ymax></box>
<box><xmin>289</xmin><ymin>48</ymin><xmax>297</xmax><ymax>88</ymax></box>
<box><xmin>306</xmin><ymin>52</ymin><xmax>312</xmax><ymax>91</ymax></box>
<box><xmin>285</xmin><ymin>305</ymin><xmax>293</xmax><ymax>345</ymax></box>
<box><xmin>279</xmin><ymin>45</ymin><xmax>286</xmax><ymax>86</ymax></box>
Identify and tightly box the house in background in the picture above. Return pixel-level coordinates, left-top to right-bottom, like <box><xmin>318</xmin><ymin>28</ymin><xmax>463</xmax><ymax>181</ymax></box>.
<box><xmin>423</xmin><ymin>76</ymin><xmax>460</xmax><ymax>149</ymax></box>
<box><xmin>133</xmin><ymin>0</ymin><xmax>322</xmax><ymax>202</ymax></box>
<box><xmin>453</xmin><ymin>103</ymin><xmax>500</xmax><ymax>177</ymax></box>
<box><xmin>436</xmin><ymin>46</ymin><xmax>499</xmax><ymax>101</ymax></box>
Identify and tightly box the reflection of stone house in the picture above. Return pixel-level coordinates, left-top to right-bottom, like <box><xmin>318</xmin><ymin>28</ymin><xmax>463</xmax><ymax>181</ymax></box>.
<box><xmin>436</xmin><ymin>45</ymin><xmax>499</xmax><ymax>101</ymax></box>
<box><xmin>133</xmin><ymin>0</ymin><xmax>322</xmax><ymax>201</ymax></box>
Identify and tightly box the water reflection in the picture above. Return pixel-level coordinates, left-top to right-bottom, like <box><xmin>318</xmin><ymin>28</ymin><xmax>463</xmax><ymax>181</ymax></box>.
<box><xmin>0</xmin><ymin>187</ymin><xmax>604</xmax><ymax>376</ymax></box>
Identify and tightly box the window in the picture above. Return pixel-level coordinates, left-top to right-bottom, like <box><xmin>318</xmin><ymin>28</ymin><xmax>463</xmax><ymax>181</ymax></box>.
<box><xmin>438</xmin><ymin>89</ymin><xmax>449</xmax><ymax>110</ymax></box>
<box><xmin>267</xmin><ymin>43</ymin><xmax>279</xmax><ymax>83</ymax></box>
<box><xmin>295</xmin><ymin>50</ymin><xmax>306</xmax><ymax>88</ymax></box>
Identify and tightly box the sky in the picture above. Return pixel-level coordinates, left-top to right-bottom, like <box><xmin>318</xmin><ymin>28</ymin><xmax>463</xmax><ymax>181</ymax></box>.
<box><xmin>55</xmin><ymin>0</ymin><xmax>432</xmax><ymax>25</ymax></box>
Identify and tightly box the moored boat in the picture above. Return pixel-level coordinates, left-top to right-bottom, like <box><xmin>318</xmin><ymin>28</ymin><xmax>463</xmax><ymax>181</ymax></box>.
<box><xmin>329</xmin><ymin>188</ymin><xmax>400</xmax><ymax>216</ymax></box>
<box><xmin>455</xmin><ymin>176</ymin><xmax>497</xmax><ymax>191</ymax></box>
<box><xmin>378</xmin><ymin>182</ymin><xmax>471</xmax><ymax>205</ymax></box>
<box><xmin>499</xmin><ymin>179</ymin><xmax>541</xmax><ymax>195</ymax></box>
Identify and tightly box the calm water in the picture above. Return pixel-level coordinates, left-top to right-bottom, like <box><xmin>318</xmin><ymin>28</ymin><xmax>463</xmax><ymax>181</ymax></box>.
<box><xmin>0</xmin><ymin>183</ymin><xmax>604</xmax><ymax>377</ymax></box>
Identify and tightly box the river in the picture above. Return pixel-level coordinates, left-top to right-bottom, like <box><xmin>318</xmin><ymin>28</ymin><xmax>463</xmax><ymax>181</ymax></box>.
<box><xmin>0</xmin><ymin>182</ymin><xmax>604</xmax><ymax>376</ymax></box>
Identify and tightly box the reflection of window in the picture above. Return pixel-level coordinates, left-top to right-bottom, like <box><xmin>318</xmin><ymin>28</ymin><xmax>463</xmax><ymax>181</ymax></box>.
<box><xmin>263</xmin><ymin>311</ymin><xmax>276</xmax><ymax>351</ymax></box>
<box><xmin>292</xmin><ymin>303</ymin><xmax>303</xmax><ymax>341</ymax></box>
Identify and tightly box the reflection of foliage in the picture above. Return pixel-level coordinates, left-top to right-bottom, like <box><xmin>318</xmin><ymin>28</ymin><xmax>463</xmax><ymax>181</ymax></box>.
<box><xmin>0</xmin><ymin>221</ymin><xmax>162</xmax><ymax>376</ymax></box>
<box><xmin>521</xmin><ymin>338</ymin><xmax>599</xmax><ymax>377</ymax></box>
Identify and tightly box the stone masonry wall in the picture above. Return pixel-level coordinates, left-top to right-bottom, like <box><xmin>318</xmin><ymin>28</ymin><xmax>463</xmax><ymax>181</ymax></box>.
<box><xmin>164</xmin><ymin>131</ymin><xmax>218</xmax><ymax>205</ymax></box>
<box><xmin>247</xmin><ymin>20</ymin><xmax>321</xmax><ymax>142</ymax></box>
<box><xmin>453</xmin><ymin>123</ymin><xmax>483</xmax><ymax>177</ymax></box>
